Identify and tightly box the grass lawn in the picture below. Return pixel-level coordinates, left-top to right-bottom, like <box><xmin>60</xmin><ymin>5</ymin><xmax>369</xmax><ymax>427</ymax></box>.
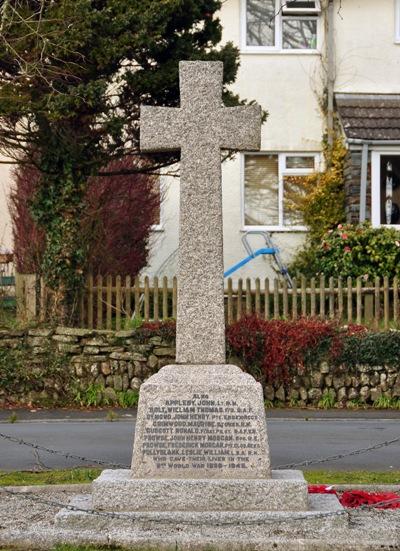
<box><xmin>0</xmin><ymin>468</ymin><xmax>399</xmax><ymax>486</ymax></box>
<box><xmin>0</xmin><ymin>547</ymin><xmax>125</xmax><ymax>551</ymax></box>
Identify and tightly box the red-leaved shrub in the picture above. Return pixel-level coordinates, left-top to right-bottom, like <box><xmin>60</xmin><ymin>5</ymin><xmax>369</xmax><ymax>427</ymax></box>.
<box><xmin>9</xmin><ymin>157</ymin><xmax>160</xmax><ymax>276</ymax></box>
<box><xmin>227</xmin><ymin>315</ymin><xmax>355</xmax><ymax>386</ymax></box>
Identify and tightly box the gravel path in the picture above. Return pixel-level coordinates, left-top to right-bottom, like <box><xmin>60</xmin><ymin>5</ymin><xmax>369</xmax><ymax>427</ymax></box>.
<box><xmin>0</xmin><ymin>485</ymin><xmax>400</xmax><ymax>550</ymax></box>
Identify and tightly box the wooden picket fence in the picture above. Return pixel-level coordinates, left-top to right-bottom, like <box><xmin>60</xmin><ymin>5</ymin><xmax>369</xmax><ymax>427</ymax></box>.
<box><xmin>67</xmin><ymin>274</ymin><xmax>400</xmax><ymax>331</ymax></box>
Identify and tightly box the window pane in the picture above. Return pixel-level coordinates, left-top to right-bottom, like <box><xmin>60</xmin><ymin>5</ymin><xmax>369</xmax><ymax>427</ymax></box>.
<box><xmin>246</xmin><ymin>0</ymin><xmax>275</xmax><ymax>47</ymax></box>
<box><xmin>286</xmin><ymin>156</ymin><xmax>315</xmax><ymax>169</ymax></box>
<box><xmin>282</xmin><ymin>17</ymin><xmax>317</xmax><ymax>49</ymax></box>
<box><xmin>380</xmin><ymin>156</ymin><xmax>400</xmax><ymax>225</ymax></box>
<box><xmin>244</xmin><ymin>155</ymin><xmax>279</xmax><ymax>226</ymax></box>
<box><xmin>285</xmin><ymin>1</ymin><xmax>316</xmax><ymax>9</ymax></box>
<box><xmin>283</xmin><ymin>175</ymin><xmax>306</xmax><ymax>226</ymax></box>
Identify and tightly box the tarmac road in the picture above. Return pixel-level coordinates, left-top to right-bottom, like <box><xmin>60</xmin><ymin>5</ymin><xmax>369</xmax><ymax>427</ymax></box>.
<box><xmin>0</xmin><ymin>410</ymin><xmax>399</xmax><ymax>472</ymax></box>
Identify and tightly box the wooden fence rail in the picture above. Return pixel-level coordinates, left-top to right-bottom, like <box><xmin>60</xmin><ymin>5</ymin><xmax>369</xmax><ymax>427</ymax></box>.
<box><xmin>60</xmin><ymin>274</ymin><xmax>400</xmax><ymax>331</ymax></box>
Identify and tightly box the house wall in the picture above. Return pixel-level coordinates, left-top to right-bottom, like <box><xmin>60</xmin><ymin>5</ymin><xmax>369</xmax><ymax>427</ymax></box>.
<box><xmin>1</xmin><ymin>0</ymin><xmax>398</xmax><ymax>277</ymax></box>
<box><xmin>334</xmin><ymin>0</ymin><xmax>400</xmax><ymax>94</ymax></box>
<box><xmin>0</xmin><ymin>158</ymin><xmax>12</xmax><ymax>252</ymax></box>
<box><xmin>147</xmin><ymin>0</ymin><xmax>326</xmax><ymax>280</ymax></box>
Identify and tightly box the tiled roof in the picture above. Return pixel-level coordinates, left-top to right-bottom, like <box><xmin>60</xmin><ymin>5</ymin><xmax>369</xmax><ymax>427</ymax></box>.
<box><xmin>335</xmin><ymin>94</ymin><xmax>400</xmax><ymax>141</ymax></box>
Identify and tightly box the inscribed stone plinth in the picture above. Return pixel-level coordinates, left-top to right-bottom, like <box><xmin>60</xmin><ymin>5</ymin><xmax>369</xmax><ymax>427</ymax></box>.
<box><xmin>140</xmin><ymin>61</ymin><xmax>261</xmax><ymax>364</ymax></box>
<box><xmin>131</xmin><ymin>365</ymin><xmax>270</xmax><ymax>479</ymax></box>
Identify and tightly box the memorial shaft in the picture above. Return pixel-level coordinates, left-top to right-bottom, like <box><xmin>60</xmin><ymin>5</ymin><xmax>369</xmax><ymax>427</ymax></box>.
<box><xmin>140</xmin><ymin>61</ymin><xmax>262</xmax><ymax>364</ymax></box>
<box><xmin>177</xmin><ymin>145</ymin><xmax>225</xmax><ymax>364</ymax></box>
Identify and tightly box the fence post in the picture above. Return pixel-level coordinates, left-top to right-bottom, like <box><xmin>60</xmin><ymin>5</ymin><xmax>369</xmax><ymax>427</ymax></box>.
<box><xmin>227</xmin><ymin>278</ymin><xmax>233</xmax><ymax>325</ymax></box>
<box><xmin>125</xmin><ymin>275</ymin><xmax>132</xmax><ymax>325</ymax></box>
<box><xmin>144</xmin><ymin>276</ymin><xmax>150</xmax><ymax>322</ymax></box>
<box><xmin>97</xmin><ymin>275</ymin><xmax>103</xmax><ymax>330</ymax></box>
<box><xmin>115</xmin><ymin>275</ymin><xmax>122</xmax><ymax>330</ymax></box>
<box><xmin>15</xmin><ymin>273</ymin><xmax>37</xmax><ymax>322</ymax></box>
<box><xmin>246</xmin><ymin>278</ymin><xmax>252</xmax><ymax>315</ymax></box>
<box><xmin>264</xmin><ymin>278</ymin><xmax>270</xmax><ymax>320</ymax></box>
<box><xmin>374</xmin><ymin>276</ymin><xmax>380</xmax><ymax>330</ymax></box>
<box><xmin>237</xmin><ymin>278</ymin><xmax>243</xmax><ymax>320</ymax></box>
<box><xmin>337</xmin><ymin>277</ymin><xmax>343</xmax><ymax>322</ymax></box>
<box><xmin>106</xmin><ymin>275</ymin><xmax>112</xmax><ymax>330</ymax></box>
<box><xmin>292</xmin><ymin>277</ymin><xmax>298</xmax><ymax>320</ymax></box>
<box><xmin>255</xmin><ymin>278</ymin><xmax>261</xmax><ymax>315</ymax></box>
<box><xmin>347</xmin><ymin>277</ymin><xmax>352</xmax><ymax>323</ymax></box>
<box><xmin>39</xmin><ymin>276</ymin><xmax>47</xmax><ymax>323</ymax></box>
<box><xmin>301</xmin><ymin>276</ymin><xmax>307</xmax><ymax>317</ymax></box>
<box><xmin>384</xmin><ymin>276</ymin><xmax>389</xmax><ymax>330</ymax></box>
<box><xmin>319</xmin><ymin>275</ymin><xmax>325</xmax><ymax>319</ymax></box>
<box><xmin>134</xmin><ymin>276</ymin><xmax>140</xmax><ymax>319</ymax></box>
<box><xmin>162</xmin><ymin>276</ymin><xmax>168</xmax><ymax>320</ymax></box>
<box><xmin>394</xmin><ymin>276</ymin><xmax>399</xmax><ymax>326</ymax></box>
<box><xmin>329</xmin><ymin>277</ymin><xmax>335</xmax><ymax>320</ymax></box>
<box><xmin>310</xmin><ymin>277</ymin><xmax>316</xmax><ymax>317</ymax></box>
<box><xmin>153</xmin><ymin>276</ymin><xmax>159</xmax><ymax>322</ymax></box>
<box><xmin>273</xmin><ymin>279</ymin><xmax>279</xmax><ymax>319</ymax></box>
<box><xmin>356</xmin><ymin>277</ymin><xmax>362</xmax><ymax>325</ymax></box>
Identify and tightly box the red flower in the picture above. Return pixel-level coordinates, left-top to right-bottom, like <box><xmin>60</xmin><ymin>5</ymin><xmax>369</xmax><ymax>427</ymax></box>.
<box><xmin>341</xmin><ymin>233</ymin><xmax>348</xmax><ymax>240</ymax></box>
<box><xmin>344</xmin><ymin>246</ymin><xmax>351</xmax><ymax>253</ymax></box>
<box><xmin>340</xmin><ymin>491</ymin><xmax>400</xmax><ymax>509</ymax></box>
<box><xmin>308</xmin><ymin>485</ymin><xmax>337</xmax><ymax>495</ymax></box>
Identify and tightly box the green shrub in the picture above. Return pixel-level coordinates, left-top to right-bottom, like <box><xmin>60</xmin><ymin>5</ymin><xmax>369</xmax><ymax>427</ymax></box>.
<box><xmin>0</xmin><ymin>343</ymin><xmax>71</xmax><ymax>406</ymax></box>
<box><xmin>291</xmin><ymin>223</ymin><xmax>400</xmax><ymax>279</ymax></box>
<box><xmin>286</xmin><ymin>139</ymin><xmax>347</xmax><ymax>243</ymax></box>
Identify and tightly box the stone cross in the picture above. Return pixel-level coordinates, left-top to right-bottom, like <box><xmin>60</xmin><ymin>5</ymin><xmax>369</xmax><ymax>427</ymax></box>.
<box><xmin>141</xmin><ymin>61</ymin><xmax>261</xmax><ymax>364</ymax></box>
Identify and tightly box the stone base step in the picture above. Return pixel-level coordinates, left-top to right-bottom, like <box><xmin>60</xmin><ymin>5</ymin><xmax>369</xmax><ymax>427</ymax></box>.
<box><xmin>55</xmin><ymin>493</ymin><xmax>347</xmax><ymax>540</ymax></box>
<box><xmin>92</xmin><ymin>469</ymin><xmax>308</xmax><ymax>511</ymax></box>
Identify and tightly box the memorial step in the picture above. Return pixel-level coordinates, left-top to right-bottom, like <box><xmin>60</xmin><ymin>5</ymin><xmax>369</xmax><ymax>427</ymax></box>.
<box><xmin>55</xmin><ymin>493</ymin><xmax>347</xmax><ymax>540</ymax></box>
<box><xmin>92</xmin><ymin>469</ymin><xmax>309</xmax><ymax>512</ymax></box>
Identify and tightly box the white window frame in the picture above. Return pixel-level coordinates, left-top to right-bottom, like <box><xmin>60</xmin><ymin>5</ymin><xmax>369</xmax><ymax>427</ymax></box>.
<box><xmin>371</xmin><ymin>149</ymin><xmax>400</xmax><ymax>228</ymax></box>
<box><xmin>241</xmin><ymin>152</ymin><xmax>320</xmax><ymax>232</ymax></box>
<box><xmin>151</xmin><ymin>176</ymin><xmax>164</xmax><ymax>232</ymax></box>
<box><xmin>241</xmin><ymin>0</ymin><xmax>321</xmax><ymax>54</ymax></box>
<box><xmin>396</xmin><ymin>0</ymin><xmax>400</xmax><ymax>43</ymax></box>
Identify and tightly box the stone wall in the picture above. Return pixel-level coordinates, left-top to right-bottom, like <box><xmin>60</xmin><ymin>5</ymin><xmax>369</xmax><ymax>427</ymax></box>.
<box><xmin>1</xmin><ymin>328</ymin><xmax>400</xmax><ymax>407</ymax></box>
<box><xmin>0</xmin><ymin>327</ymin><xmax>176</xmax><ymax>406</ymax></box>
<box><xmin>263</xmin><ymin>361</ymin><xmax>400</xmax><ymax>407</ymax></box>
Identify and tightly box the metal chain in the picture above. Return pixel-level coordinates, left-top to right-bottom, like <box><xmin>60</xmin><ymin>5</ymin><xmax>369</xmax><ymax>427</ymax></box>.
<box><xmin>0</xmin><ymin>432</ymin><xmax>129</xmax><ymax>469</ymax></box>
<box><xmin>1</xmin><ymin>431</ymin><xmax>400</xmax><ymax>472</ymax></box>
<box><xmin>275</xmin><ymin>434</ymin><xmax>400</xmax><ymax>469</ymax></box>
<box><xmin>1</xmin><ymin>486</ymin><xmax>400</xmax><ymax>526</ymax></box>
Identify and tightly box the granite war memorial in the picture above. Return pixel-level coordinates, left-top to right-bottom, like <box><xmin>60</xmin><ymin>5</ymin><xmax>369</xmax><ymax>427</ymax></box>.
<box><xmin>56</xmin><ymin>61</ymin><xmax>347</xmax><ymax>547</ymax></box>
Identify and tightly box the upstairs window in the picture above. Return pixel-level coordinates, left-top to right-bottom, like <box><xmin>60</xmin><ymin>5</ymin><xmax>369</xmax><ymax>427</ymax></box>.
<box><xmin>396</xmin><ymin>0</ymin><xmax>400</xmax><ymax>43</ymax></box>
<box><xmin>244</xmin><ymin>0</ymin><xmax>320</xmax><ymax>51</ymax></box>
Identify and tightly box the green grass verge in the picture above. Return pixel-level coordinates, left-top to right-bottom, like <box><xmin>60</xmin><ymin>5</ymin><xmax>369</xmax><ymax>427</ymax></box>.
<box><xmin>0</xmin><ymin>547</ymin><xmax>124</xmax><ymax>551</ymax></box>
<box><xmin>0</xmin><ymin>468</ymin><xmax>101</xmax><ymax>486</ymax></box>
<box><xmin>1</xmin><ymin>468</ymin><xmax>400</xmax><ymax>487</ymax></box>
<box><xmin>305</xmin><ymin>470</ymin><xmax>400</xmax><ymax>485</ymax></box>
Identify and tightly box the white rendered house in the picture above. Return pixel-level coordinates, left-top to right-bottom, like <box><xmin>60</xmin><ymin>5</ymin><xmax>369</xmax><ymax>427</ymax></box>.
<box><xmin>146</xmin><ymin>0</ymin><xmax>400</xmax><ymax>280</ymax></box>
<box><xmin>1</xmin><ymin>0</ymin><xmax>400</xmax><ymax>279</ymax></box>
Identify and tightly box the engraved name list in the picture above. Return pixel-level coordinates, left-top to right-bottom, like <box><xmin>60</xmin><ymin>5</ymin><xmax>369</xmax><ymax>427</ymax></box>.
<box><xmin>142</xmin><ymin>393</ymin><xmax>262</xmax><ymax>471</ymax></box>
